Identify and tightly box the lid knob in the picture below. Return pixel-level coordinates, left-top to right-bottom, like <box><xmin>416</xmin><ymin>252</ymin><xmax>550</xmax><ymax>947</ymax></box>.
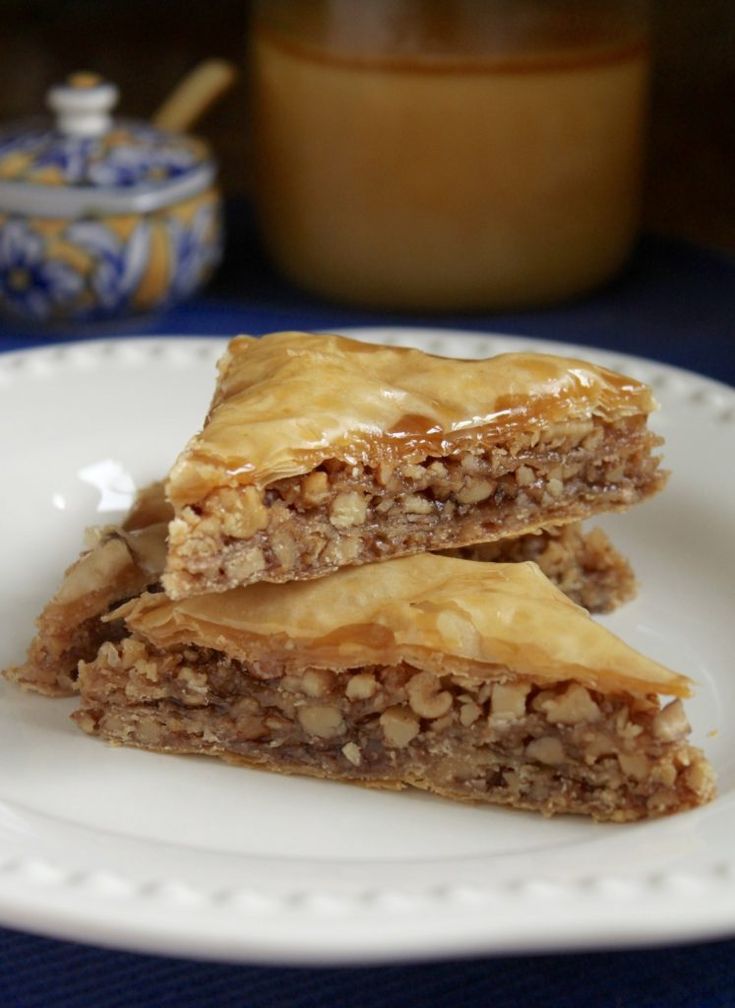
<box><xmin>47</xmin><ymin>73</ymin><xmax>119</xmax><ymax>137</ymax></box>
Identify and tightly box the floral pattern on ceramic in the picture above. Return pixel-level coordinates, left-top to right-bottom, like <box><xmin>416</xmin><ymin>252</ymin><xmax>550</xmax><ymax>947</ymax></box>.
<box><xmin>24</xmin><ymin>135</ymin><xmax>97</xmax><ymax>186</ymax></box>
<box><xmin>167</xmin><ymin>200</ymin><xmax>221</xmax><ymax>301</ymax></box>
<box><xmin>86</xmin><ymin>135</ymin><xmax>199</xmax><ymax>188</ymax></box>
<box><xmin>67</xmin><ymin>218</ymin><xmax>150</xmax><ymax>312</ymax></box>
<box><xmin>0</xmin><ymin>127</ymin><xmax>41</xmax><ymax>164</ymax></box>
<box><xmin>0</xmin><ymin>188</ymin><xmax>221</xmax><ymax>322</ymax></box>
<box><xmin>0</xmin><ymin>218</ymin><xmax>84</xmax><ymax>319</ymax></box>
<box><xmin>0</xmin><ymin>121</ymin><xmax>209</xmax><ymax>189</ymax></box>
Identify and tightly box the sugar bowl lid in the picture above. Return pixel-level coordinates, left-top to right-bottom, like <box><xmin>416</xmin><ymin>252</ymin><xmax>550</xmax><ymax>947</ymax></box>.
<box><xmin>0</xmin><ymin>72</ymin><xmax>216</xmax><ymax>218</ymax></box>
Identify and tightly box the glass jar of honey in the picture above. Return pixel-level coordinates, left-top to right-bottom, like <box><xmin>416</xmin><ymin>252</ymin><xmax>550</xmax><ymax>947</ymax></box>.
<box><xmin>250</xmin><ymin>0</ymin><xmax>649</xmax><ymax>311</ymax></box>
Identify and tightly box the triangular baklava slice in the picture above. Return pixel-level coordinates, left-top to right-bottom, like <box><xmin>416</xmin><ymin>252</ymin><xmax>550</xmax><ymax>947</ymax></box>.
<box><xmin>75</xmin><ymin>555</ymin><xmax>714</xmax><ymax>822</ymax></box>
<box><xmin>164</xmin><ymin>332</ymin><xmax>665</xmax><ymax>598</ymax></box>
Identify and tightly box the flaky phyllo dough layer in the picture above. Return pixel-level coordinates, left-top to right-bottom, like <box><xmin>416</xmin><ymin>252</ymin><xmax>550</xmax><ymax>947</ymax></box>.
<box><xmin>76</xmin><ymin>556</ymin><xmax>715</xmax><ymax>822</ymax></box>
<box><xmin>163</xmin><ymin>332</ymin><xmax>666</xmax><ymax>597</ymax></box>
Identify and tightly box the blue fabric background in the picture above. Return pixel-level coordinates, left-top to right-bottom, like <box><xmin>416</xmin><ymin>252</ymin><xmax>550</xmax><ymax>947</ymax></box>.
<box><xmin>1</xmin><ymin>928</ymin><xmax>734</xmax><ymax>1008</ymax></box>
<box><xmin>0</xmin><ymin>228</ymin><xmax>733</xmax><ymax>1006</ymax></box>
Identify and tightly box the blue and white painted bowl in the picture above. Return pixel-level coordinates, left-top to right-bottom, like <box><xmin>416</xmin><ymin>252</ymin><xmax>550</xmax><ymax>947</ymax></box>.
<box><xmin>0</xmin><ymin>74</ymin><xmax>223</xmax><ymax>324</ymax></box>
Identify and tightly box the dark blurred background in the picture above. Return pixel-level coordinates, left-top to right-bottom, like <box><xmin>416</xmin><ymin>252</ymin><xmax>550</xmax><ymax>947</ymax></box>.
<box><xmin>2</xmin><ymin>0</ymin><xmax>733</xmax><ymax>253</ymax></box>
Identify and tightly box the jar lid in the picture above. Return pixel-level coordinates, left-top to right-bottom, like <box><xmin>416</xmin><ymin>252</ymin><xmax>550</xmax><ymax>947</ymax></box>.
<box><xmin>0</xmin><ymin>73</ymin><xmax>216</xmax><ymax>218</ymax></box>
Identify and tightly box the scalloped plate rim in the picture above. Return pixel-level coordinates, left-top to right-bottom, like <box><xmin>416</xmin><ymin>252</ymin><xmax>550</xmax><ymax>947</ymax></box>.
<box><xmin>0</xmin><ymin>327</ymin><xmax>733</xmax><ymax>964</ymax></box>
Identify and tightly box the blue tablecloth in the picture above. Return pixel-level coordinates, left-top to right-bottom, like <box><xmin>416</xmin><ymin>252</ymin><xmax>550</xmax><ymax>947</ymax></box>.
<box><xmin>1</xmin><ymin>232</ymin><xmax>733</xmax><ymax>1007</ymax></box>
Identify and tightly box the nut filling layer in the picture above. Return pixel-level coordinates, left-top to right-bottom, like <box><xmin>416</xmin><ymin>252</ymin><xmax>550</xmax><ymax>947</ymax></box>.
<box><xmin>165</xmin><ymin>415</ymin><xmax>664</xmax><ymax>596</ymax></box>
<box><xmin>76</xmin><ymin>638</ymin><xmax>714</xmax><ymax>822</ymax></box>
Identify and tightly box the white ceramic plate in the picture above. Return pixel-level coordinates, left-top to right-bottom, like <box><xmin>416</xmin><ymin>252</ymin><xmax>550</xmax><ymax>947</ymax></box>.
<box><xmin>0</xmin><ymin>328</ymin><xmax>733</xmax><ymax>965</ymax></box>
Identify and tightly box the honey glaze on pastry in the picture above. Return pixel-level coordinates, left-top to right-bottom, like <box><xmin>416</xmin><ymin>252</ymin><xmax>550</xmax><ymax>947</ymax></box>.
<box><xmin>168</xmin><ymin>332</ymin><xmax>657</xmax><ymax>498</ymax></box>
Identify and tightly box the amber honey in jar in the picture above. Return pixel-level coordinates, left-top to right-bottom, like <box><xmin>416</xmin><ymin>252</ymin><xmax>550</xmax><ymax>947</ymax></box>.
<box><xmin>251</xmin><ymin>0</ymin><xmax>650</xmax><ymax>311</ymax></box>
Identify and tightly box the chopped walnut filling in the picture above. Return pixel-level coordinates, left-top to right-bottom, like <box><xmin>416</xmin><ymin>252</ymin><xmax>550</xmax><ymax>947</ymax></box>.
<box><xmin>76</xmin><ymin>639</ymin><xmax>713</xmax><ymax>822</ymax></box>
<box><xmin>8</xmin><ymin>610</ymin><xmax>128</xmax><ymax>697</ymax></box>
<box><xmin>447</xmin><ymin>525</ymin><xmax>635</xmax><ymax>614</ymax></box>
<box><xmin>4</xmin><ymin>529</ymin><xmax>159</xmax><ymax>698</ymax></box>
<box><xmin>165</xmin><ymin>415</ymin><xmax>664</xmax><ymax>596</ymax></box>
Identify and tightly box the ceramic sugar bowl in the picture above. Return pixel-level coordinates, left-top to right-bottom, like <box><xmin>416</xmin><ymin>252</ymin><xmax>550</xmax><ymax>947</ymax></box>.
<box><xmin>0</xmin><ymin>73</ymin><xmax>223</xmax><ymax>324</ymax></box>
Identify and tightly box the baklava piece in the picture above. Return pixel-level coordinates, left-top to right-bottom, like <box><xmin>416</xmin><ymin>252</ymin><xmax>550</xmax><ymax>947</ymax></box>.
<box><xmin>76</xmin><ymin>555</ymin><xmax>714</xmax><ymax>822</ymax></box>
<box><xmin>5</xmin><ymin>483</ymin><xmax>168</xmax><ymax>697</ymax></box>
<box><xmin>446</xmin><ymin>524</ymin><xmax>636</xmax><ymax>614</ymax></box>
<box><xmin>164</xmin><ymin>332</ymin><xmax>666</xmax><ymax>598</ymax></box>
